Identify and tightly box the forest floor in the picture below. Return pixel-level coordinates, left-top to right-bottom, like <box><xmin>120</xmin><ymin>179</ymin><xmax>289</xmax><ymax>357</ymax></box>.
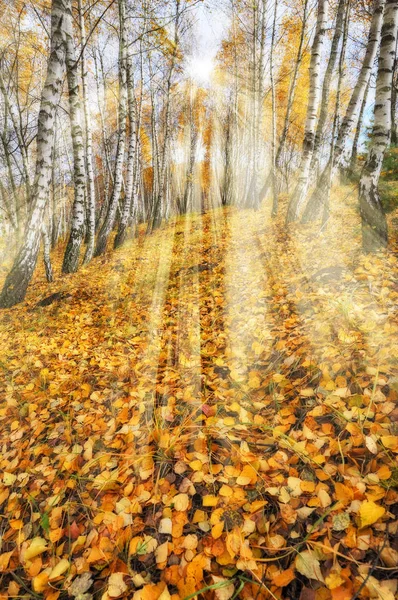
<box><xmin>0</xmin><ymin>188</ymin><xmax>398</xmax><ymax>600</ymax></box>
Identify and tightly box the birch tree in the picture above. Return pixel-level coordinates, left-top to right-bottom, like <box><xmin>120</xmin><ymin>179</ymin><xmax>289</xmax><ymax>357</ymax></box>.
<box><xmin>309</xmin><ymin>0</ymin><xmax>348</xmax><ymax>174</ymax></box>
<box><xmin>0</xmin><ymin>0</ymin><xmax>67</xmax><ymax>308</ymax></box>
<box><xmin>95</xmin><ymin>0</ymin><xmax>128</xmax><ymax>256</ymax></box>
<box><xmin>79</xmin><ymin>0</ymin><xmax>96</xmax><ymax>265</ymax></box>
<box><xmin>147</xmin><ymin>0</ymin><xmax>182</xmax><ymax>233</ymax></box>
<box><xmin>62</xmin><ymin>0</ymin><xmax>87</xmax><ymax>273</ymax></box>
<box><xmin>286</xmin><ymin>0</ymin><xmax>328</xmax><ymax>223</ymax></box>
<box><xmin>302</xmin><ymin>0</ymin><xmax>386</xmax><ymax>221</ymax></box>
<box><xmin>359</xmin><ymin>0</ymin><xmax>398</xmax><ymax>252</ymax></box>
<box><xmin>259</xmin><ymin>0</ymin><xmax>310</xmax><ymax>203</ymax></box>
<box><xmin>114</xmin><ymin>53</ymin><xmax>138</xmax><ymax>248</ymax></box>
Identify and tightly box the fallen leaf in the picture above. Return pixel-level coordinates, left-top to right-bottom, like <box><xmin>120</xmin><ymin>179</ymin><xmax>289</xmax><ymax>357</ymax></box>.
<box><xmin>296</xmin><ymin>550</ymin><xmax>325</xmax><ymax>583</ymax></box>
<box><xmin>359</xmin><ymin>501</ymin><xmax>385</xmax><ymax>528</ymax></box>
<box><xmin>108</xmin><ymin>573</ymin><xmax>127</xmax><ymax>598</ymax></box>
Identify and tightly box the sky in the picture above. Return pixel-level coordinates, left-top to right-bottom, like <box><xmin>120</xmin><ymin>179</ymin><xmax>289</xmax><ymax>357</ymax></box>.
<box><xmin>186</xmin><ymin>2</ymin><xmax>228</xmax><ymax>85</ymax></box>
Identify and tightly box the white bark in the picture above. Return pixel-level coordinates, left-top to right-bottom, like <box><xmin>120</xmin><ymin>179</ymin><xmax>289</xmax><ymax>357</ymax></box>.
<box><xmin>79</xmin><ymin>0</ymin><xmax>96</xmax><ymax>265</ymax></box>
<box><xmin>0</xmin><ymin>0</ymin><xmax>67</xmax><ymax>308</ymax></box>
<box><xmin>310</xmin><ymin>0</ymin><xmax>348</xmax><ymax>173</ymax></box>
<box><xmin>147</xmin><ymin>0</ymin><xmax>181</xmax><ymax>233</ymax></box>
<box><xmin>359</xmin><ymin>0</ymin><xmax>398</xmax><ymax>252</ymax></box>
<box><xmin>114</xmin><ymin>53</ymin><xmax>137</xmax><ymax>248</ymax></box>
<box><xmin>286</xmin><ymin>0</ymin><xmax>329</xmax><ymax>223</ymax></box>
<box><xmin>95</xmin><ymin>0</ymin><xmax>127</xmax><ymax>256</ymax></box>
<box><xmin>62</xmin><ymin>0</ymin><xmax>87</xmax><ymax>273</ymax></box>
<box><xmin>302</xmin><ymin>0</ymin><xmax>386</xmax><ymax>221</ymax></box>
<box><xmin>270</xmin><ymin>0</ymin><xmax>278</xmax><ymax>216</ymax></box>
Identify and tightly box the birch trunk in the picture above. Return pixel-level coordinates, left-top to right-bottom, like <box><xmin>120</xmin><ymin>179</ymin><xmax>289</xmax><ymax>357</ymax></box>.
<box><xmin>147</xmin><ymin>0</ymin><xmax>181</xmax><ymax>233</ymax></box>
<box><xmin>348</xmin><ymin>78</ymin><xmax>370</xmax><ymax>176</ymax></box>
<box><xmin>321</xmin><ymin>0</ymin><xmax>350</xmax><ymax>225</ymax></box>
<box><xmin>310</xmin><ymin>0</ymin><xmax>347</xmax><ymax>174</ymax></box>
<box><xmin>114</xmin><ymin>53</ymin><xmax>137</xmax><ymax>248</ymax></box>
<box><xmin>302</xmin><ymin>0</ymin><xmax>386</xmax><ymax>221</ymax></box>
<box><xmin>0</xmin><ymin>0</ymin><xmax>67</xmax><ymax>308</ymax></box>
<box><xmin>391</xmin><ymin>42</ymin><xmax>398</xmax><ymax>144</ymax></box>
<box><xmin>286</xmin><ymin>0</ymin><xmax>328</xmax><ymax>223</ymax></box>
<box><xmin>79</xmin><ymin>0</ymin><xmax>96</xmax><ymax>265</ymax></box>
<box><xmin>359</xmin><ymin>0</ymin><xmax>398</xmax><ymax>252</ymax></box>
<box><xmin>270</xmin><ymin>0</ymin><xmax>278</xmax><ymax>216</ymax></box>
<box><xmin>94</xmin><ymin>0</ymin><xmax>128</xmax><ymax>256</ymax></box>
<box><xmin>0</xmin><ymin>71</ymin><xmax>31</xmax><ymax>198</ymax></box>
<box><xmin>42</xmin><ymin>223</ymin><xmax>54</xmax><ymax>283</ymax></box>
<box><xmin>62</xmin><ymin>1</ymin><xmax>87</xmax><ymax>273</ymax></box>
<box><xmin>259</xmin><ymin>0</ymin><xmax>310</xmax><ymax>203</ymax></box>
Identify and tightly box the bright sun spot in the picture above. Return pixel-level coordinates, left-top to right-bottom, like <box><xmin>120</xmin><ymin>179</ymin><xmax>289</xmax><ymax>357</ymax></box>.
<box><xmin>186</xmin><ymin>56</ymin><xmax>214</xmax><ymax>84</ymax></box>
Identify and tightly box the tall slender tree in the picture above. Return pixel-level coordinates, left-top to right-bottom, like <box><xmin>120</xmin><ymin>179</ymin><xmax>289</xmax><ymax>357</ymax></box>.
<box><xmin>79</xmin><ymin>0</ymin><xmax>96</xmax><ymax>265</ymax></box>
<box><xmin>62</xmin><ymin>0</ymin><xmax>87</xmax><ymax>273</ymax></box>
<box><xmin>0</xmin><ymin>0</ymin><xmax>67</xmax><ymax>308</ymax></box>
<box><xmin>302</xmin><ymin>0</ymin><xmax>386</xmax><ymax>222</ymax></box>
<box><xmin>95</xmin><ymin>0</ymin><xmax>128</xmax><ymax>256</ymax></box>
<box><xmin>359</xmin><ymin>0</ymin><xmax>398</xmax><ymax>252</ymax></box>
<box><xmin>286</xmin><ymin>0</ymin><xmax>328</xmax><ymax>223</ymax></box>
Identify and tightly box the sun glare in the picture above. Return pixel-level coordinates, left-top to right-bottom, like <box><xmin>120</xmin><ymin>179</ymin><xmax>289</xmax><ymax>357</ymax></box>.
<box><xmin>186</xmin><ymin>56</ymin><xmax>214</xmax><ymax>84</ymax></box>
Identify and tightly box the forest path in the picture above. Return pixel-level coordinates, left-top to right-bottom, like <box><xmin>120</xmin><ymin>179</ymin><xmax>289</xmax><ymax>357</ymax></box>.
<box><xmin>0</xmin><ymin>196</ymin><xmax>398</xmax><ymax>599</ymax></box>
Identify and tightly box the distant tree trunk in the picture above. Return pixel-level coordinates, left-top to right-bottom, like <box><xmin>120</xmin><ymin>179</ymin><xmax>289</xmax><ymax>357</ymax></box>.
<box><xmin>248</xmin><ymin>0</ymin><xmax>266</xmax><ymax>209</ymax></box>
<box><xmin>321</xmin><ymin>0</ymin><xmax>350</xmax><ymax>225</ymax></box>
<box><xmin>147</xmin><ymin>0</ymin><xmax>181</xmax><ymax>233</ymax></box>
<box><xmin>221</xmin><ymin>109</ymin><xmax>233</xmax><ymax>207</ymax></box>
<box><xmin>62</xmin><ymin>1</ymin><xmax>87</xmax><ymax>273</ymax></box>
<box><xmin>310</xmin><ymin>0</ymin><xmax>347</xmax><ymax>174</ymax></box>
<box><xmin>259</xmin><ymin>0</ymin><xmax>309</xmax><ymax>204</ymax></box>
<box><xmin>270</xmin><ymin>0</ymin><xmax>278</xmax><ymax>216</ymax></box>
<box><xmin>302</xmin><ymin>0</ymin><xmax>386</xmax><ymax>221</ymax></box>
<box><xmin>286</xmin><ymin>0</ymin><xmax>328</xmax><ymax>223</ymax></box>
<box><xmin>0</xmin><ymin>0</ymin><xmax>67</xmax><ymax>308</ymax></box>
<box><xmin>181</xmin><ymin>82</ymin><xmax>199</xmax><ymax>214</ymax></box>
<box><xmin>94</xmin><ymin>0</ymin><xmax>127</xmax><ymax>256</ymax></box>
<box><xmin>359</xmin><ymin>0</ymin><xmax>398</xmax><ymax>252</ymax></box>
<box><xmin>0</xmin><ymin>125</ymin><xmax>19</xmax><ymax>230</ymax></box>
<box><xmin>0</xmin><ymin>71</ymin><xmax>31</xmax><ymax>198</ymax></box>
<box><xmin>42</xmin><ymin>224</ymin><xmax>54</xmax><ymax>283</ymax></box>
<box><xmin>92</xmin><ymin>42</ymin><xmax>113</xmax><ymax>228</ymax></box>
<box><xmin>79</xmin><ymin>0</ymin><xmax>96</xmax><ymax>265</ymax></box>
<box><xmin>0</xmin><ymin>179</ymin><xmax>18</xmax><ymax>232</ymax></box>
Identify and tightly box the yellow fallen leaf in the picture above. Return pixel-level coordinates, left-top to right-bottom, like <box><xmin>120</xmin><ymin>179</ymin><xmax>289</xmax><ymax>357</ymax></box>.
<box><xmin>325</xmin><ymin>570</ymin><xmax>345</xmax><ymax>590</ymax></box>
<box><xmin>318</xmin><ymin>489</ymin><xmax>332</xmax><ymax>508</ymax></box>
<box><xmin>219</xmin><ymin>485</ymin><xmax>233</xmax><ymax>497</ymax></box>
<box><xmin>32</xmin><ymin>570</ymin><xmax>50</xmax><ymax>593</ymax></box>
<box><xmin>359</xmin><ymin>501</ymin><xmax>385</xmax><ymax>528</ymax></box>
<box><xmin>158</xmin><ymin>585</ymin><xmax>171</xmax><ymax>600</ymax></box>
<box><xmin>189</xmin><ymin>459</ymin><xmax>202</xmax><ymax>471</ymax></box>
<box><xmin>25</xmin><ymin>537</ymin><xmax>48</xmax><ymax>561</ymax></box>
<box><xmin>3</xmin><ymin>472</ymin><xmax>16</xmax><ymax>486</ymax></box>
<box><xmin>49</xmin><ymin>559</ymin><xmax>69</xmax><ymax>580</ymax></box>
<box><xmin>212</xmin><ymin>521</ymin><xmax>224</xmax><ymax>539</ymax></box>
<box><xmin>155</xmin><ymin>541</ymin><xmax>168</xmax><ymax>564</ymax></box>
<box><xmin>381</xmin><ymin>436</ymin><xmax>398</xmax><ymax>451</ymax></box>
<box><xmin>173</xmin><ymin>493</ymin><xmax>189</xmax><ymax>511</ymax></box>
<box><xmin>236</xmin><ymin>465</ymin><xmax>257</xmax><ymax>485</ymax></box>
<box><xmin>203</xmin><ymin>495</ymin><xmax>218</xmax><ymax>507</ymax></box>
<box><xmin>0</xmin><ymin>551</ymin><xmax>13</xmax><ymax>572</ymax></box>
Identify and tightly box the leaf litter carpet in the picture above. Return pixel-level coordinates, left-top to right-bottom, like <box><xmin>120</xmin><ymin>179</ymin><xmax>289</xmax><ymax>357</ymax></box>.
<box><xmin>0</xmin><ymin>198</ymin><xmax>398</xmax><ymax>600</ymax></box>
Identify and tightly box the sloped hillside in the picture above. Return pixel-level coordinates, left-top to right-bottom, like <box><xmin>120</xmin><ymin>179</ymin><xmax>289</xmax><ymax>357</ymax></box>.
<box><xmin>0</xmin><ymin>192</ymin><xmax>398</xmax><ymax>600</ymax></box>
